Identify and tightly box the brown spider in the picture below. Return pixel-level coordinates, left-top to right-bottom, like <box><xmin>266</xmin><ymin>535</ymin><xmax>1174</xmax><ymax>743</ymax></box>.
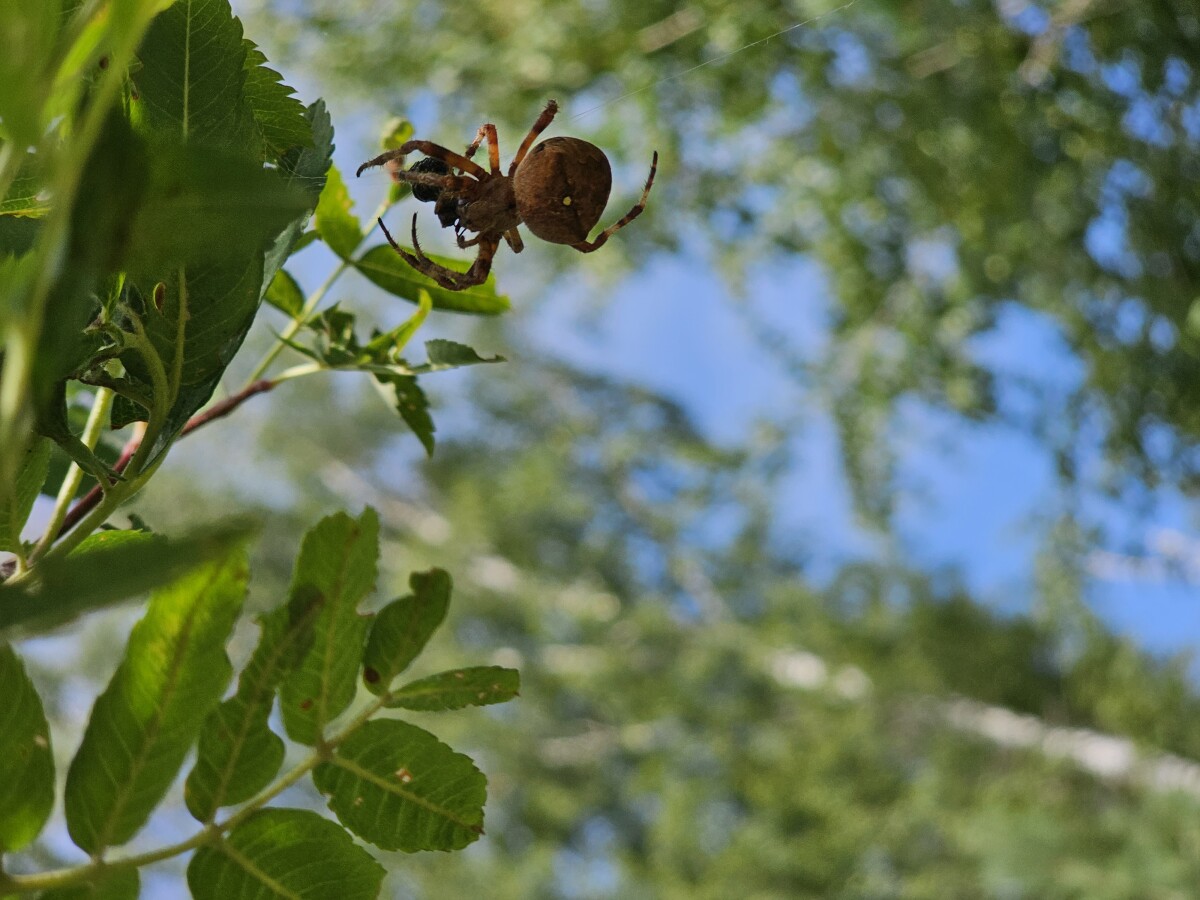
<box><xmin>356</xmin><ymin>100</ymin><xmax>659</xmax><ymax>291</ymax></box>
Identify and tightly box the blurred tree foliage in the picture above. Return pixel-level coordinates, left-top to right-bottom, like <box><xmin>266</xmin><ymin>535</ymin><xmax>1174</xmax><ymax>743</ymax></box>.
<box><xmin>241</xmin><ymin>0</ymin><xmax>1200</xmax><ymax>518</ymax></box>
<box><xmin>125</xmin><ymin>355</ymin><xmax>1200</xmax><ymax>898</ymax></box>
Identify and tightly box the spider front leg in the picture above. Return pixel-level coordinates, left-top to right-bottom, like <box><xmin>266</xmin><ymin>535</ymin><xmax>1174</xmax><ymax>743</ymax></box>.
<box><xmin>377</xmin><ymin>215</ymin><xmax>496</xmax><ymax>290</ymax></box>
<box><xmin>571</xmin><ymin>151</ymin><xmax>659</xmax><ymax>253</ymax></box>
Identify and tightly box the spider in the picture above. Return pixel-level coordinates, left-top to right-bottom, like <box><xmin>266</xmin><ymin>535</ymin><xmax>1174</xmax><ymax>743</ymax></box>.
<box><xmin>356</xmin><ymin>99</ymin><xmax>659</xmax><ymax>291</ymax></box>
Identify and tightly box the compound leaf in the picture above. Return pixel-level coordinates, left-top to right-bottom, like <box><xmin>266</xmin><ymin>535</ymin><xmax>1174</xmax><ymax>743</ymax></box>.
<box><xmin>315</xmin><ymin>163</ymin><xmax>362</xmax><ymax>259</ymax></box>
<box><xmin>241</xmin><ymin>37</ymin><xmax>311</xmax><ymax>160</ymax></box>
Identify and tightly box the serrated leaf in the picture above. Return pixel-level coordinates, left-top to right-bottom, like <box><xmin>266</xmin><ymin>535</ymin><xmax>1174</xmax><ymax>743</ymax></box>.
<box><xmin>187</xmin><ymin>808</ymin><xmax>385</xmax><ymax>900</ymax></box>
<box><xmin>261</xmin><ymin>100</ymin><xmax>333</xmax><ymax>298</ymax></box>
<box><xmin>279</xmin><ymin>509</ymin><xmax>379</xmax><ymax>745</ymax></box>
<box><xmin>362</xmin><ymin>569</ymin><xmax>451</xmax><ymax>694</ymax></box>
<box><xmin>0</xmin><ymin>521</ymin><xmax>256</xmax><ymax>636</ymax></box>
<box><xmin>185</xmin><ymin>593</ymin><xmax>323</xmax><ymax>821</ymax></box>
<box><xmin>1</xmin><ymin>437</ymin><xmax>50</xmax><ymax>553</ymax></box>
<box><xmin>315</xmin><ymin>163</ymin><xmax>363</xmax><ymax>259</ymax></box>
<box><xmin>38</xmin><ymin>868</ymin><xmax>139</xmax><ymax>900</ymax></box>
<box><xmin>314</xmin><ymin>719</ymin><xmax>486</xmax><ymax>852</ymax></box>
<box><xmin>381</xmin><ymin>374</ymin><xmax>435</xmax><ymax>456</ymax></box>
<box><xmin>131</xmin><ymin>0</ymin><xmax>257</xmax><ymax>151</ymax></box>
<box><xmin>63</xmin><ymin>549</ymin><xmax>249</xmax><ymax>854</ymax></box>
<box><xmin>241</xmin><ymin>37</ymin><xmax>311</xmax><ymax>160</ymax></box>
<box><xmin>265</xmin><ymin>268</ymin><xmax>304</xmax><ymax>316</ymax></box>
<box><xmin>387</xmin><ymin>666</ymin><xmax>520</xmax><ymax>712</ymax></box>
<box><xmin>355</xmin><ymin>243</ymin><xmax>511</xmax><ymax>316</ymax></box>
<box><xmin>0</xmin><ymin>644</ymin><xmax>54</xmax><ymax>852</ymax></box>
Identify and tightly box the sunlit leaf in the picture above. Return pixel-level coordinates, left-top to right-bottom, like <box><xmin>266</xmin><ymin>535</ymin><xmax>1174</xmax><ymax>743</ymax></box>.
<box><xmin>362</xmin><ymin>569</ymin><xmax>451</xmax><ymax>694</ymax></box>
<box><xmin>188</xmin><ymin>808</ymin><xmax>385</xmax><ymax>899</ymax></box>
<box><xmin>314</xmin><ymin>719</ymin><xmax>486</xmax><ymax>852</ymax></box>
<box><xmin>0</xmin><ymin>644</ymin><xmax>54</xmax><ymax>852</ymax></box>
<box><xmin>315</xmin><ymin>163</ymin><xmax>363</xmax><ymax>259</ymax></box>
<box><xmin>241</xmin><ymin>37</ymin><xmax>311</xmax><ymax>160</ymax></box>
<box><xmin>63</xmin><ymin>549</ymin><xmax>249</xmax><ymax>853</ymax></box>
<box><xmin>264</xmin><ymin>267</ymin><xmax>305</xmax><ymax>317</ymax></box>
<box><xmin>379</xmin><ymin>374</ymin><xmax>434</xmax><ymax>456</ymax></box>
<box><xmin>0</xmin><ymin>521</ymin><xmax>255</xmax><ymax>636</ymax></box>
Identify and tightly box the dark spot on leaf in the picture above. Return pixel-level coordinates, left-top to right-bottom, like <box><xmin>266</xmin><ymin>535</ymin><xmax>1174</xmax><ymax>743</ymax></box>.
<box><xmin>364</xmin><ymin>666</ymin><xmax>380</xmax><ymax>684</ymax></box>
<box><xmin>99</xmin><ymin>56</ymin><xmax>109</xmax><ymax>70</ymax></box>
<box><xmin>153</xmin><ymin>282</ymin><xmax>166</xmax><ymax>310</ymax></box>
<box><xmin>300</xmin><ymin>698</ymin><xmax>314</xmax><ymax>710</ymax></box>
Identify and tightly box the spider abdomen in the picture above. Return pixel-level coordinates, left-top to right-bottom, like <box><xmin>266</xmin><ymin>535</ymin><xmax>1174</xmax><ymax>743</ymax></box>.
<box><xmin>513</xmin><ymin>136</ymin><xmax>612</xmax><ymax>245</ymax></box>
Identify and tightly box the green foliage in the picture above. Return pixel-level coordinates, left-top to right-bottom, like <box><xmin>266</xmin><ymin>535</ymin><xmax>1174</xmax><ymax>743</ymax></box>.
<box><xmin>386</xmin><ymin>666</ymin><xmax>520</xmax><ymax>711</ymax></box>
<box><xmin>354</xmin><ymin>244</ymin><xmax>511</xmax><ymax>315</ymax></box>
<box><xmin>0</xmin><ymin>0</ymin><xmax>520</xmax><ymax>894</ymax></box>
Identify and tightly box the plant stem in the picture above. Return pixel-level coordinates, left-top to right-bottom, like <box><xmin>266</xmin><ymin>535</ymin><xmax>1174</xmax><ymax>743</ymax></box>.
<box><xmin>29</xmin><ymin>388</ymin><xmax>115</xmax><ymax>564</ymax></box>
<box><xmin>243</xmin><ymin>196</ymin><xmax>396</xmax><ymax>388</ymax></box>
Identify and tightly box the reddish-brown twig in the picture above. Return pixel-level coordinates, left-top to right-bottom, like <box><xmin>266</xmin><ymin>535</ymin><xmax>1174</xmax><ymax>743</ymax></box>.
<box><xmin>55</xmin><ymin>379</ymin><xmax>277</xmax><ymax>539</ymax></box>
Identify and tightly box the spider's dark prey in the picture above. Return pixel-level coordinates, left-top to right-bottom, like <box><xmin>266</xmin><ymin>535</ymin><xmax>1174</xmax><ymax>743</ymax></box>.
<box><xmin>357</xmin><ymin>100</ymin><xmax>658</xmax><ymax>291</ymax></box>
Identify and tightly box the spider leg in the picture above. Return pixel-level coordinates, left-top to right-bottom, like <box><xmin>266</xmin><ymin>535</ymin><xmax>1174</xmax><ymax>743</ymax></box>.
<box><xmin>377</xmin><ymin>215</ymin><xmax>495</xmax><ymax>291</ymax></box>
<box><xmin>509</xmin><ymin>99</ymin><xmax>559</xmax><ymax>175</ymax></box>
<box><xmin>388</xmin><ymin>169</ymin><xmax>475</xmax><ymax>193</ymax></box>
<box><xmin>504</xmin><ymin>228</ymin><xmax>525</xmax><ymax>254</ymax></box>
<box><xmin>464</xmin><ymin>124</ymin><xmax>502</xmax><ymax>174</ymax></box>
<box><xmin>458</xmin><ymin>232</ymin><xmax>485</xmax><ymax>249</ymax></box>
<box><xmin>357</xmin><ymin>148</ymin><xmax>409</xmax><ymax>177</ymax></box>
<box><xmin>571</xmin><ymin>151</ymin><xmax>659</xmax><ymax>253</ymax></box>
<box><xmin>396</xmin><ymin>140</ymin><xmax>489</xmax><ymax>179</ymax></box>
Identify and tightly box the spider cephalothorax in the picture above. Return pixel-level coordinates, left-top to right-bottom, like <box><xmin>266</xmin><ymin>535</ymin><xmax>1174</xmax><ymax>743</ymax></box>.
<box><xmin>356</xmin><ymin>100</ymin><xmax>659</xmax><ymax>291</ymax></box>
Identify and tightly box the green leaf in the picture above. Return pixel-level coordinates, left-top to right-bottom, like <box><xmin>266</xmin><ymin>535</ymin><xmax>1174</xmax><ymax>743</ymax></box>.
<box><xmin>38</xmin><ymin>869</ymin><xmax>139</xmax><ymax>900</ymax></box>
<box><xmin>265</xmin><ymin>267</ymin><xmax>305</xmax><ymax>317</ymax></box>
<box><xmin>131</xmin><ymin>0</ymin><xmax>257</xmax><ymax>151</ymax></box>
<box><xmin>185</xmin><ymin>593</ymin><xmax>323</xmax><ymax>821</ymax></box>
<box><xmin>0</xmin><ymin>152</ymin><xmax>48</xmax><ymax>217</ymax></box>
<box><xmin>314</xmin><ymin>719</ymin><xmax>486</xmax><ymax>852</ymax></box>
<box><xmin>63</xmin><ymin>549</ymin><xmax>249</xmax><ymax>854</ymax></box>
<box><xmin>387</xmin><ymin>666</ymin><xmax>520</xmax><ymax>711</ymax></box>
<box><xmin>0</xmin><ymin>437</ymin><xmax>50</xmax><ymax>553</ymax></box>
<box><xmin>379</xmin><ymin>116</ymin><xmax>414</xmax><ymax>150</ymax></box>
<box><xmin>279</xmin><ymin>509</ymin><xmax>379</xmax><ymax>745</ymax></box>
<box><xmin>187</xmin><ymin>808</ymin><xmax>385</xmax><ymax>900</ymax></box>
<box><xmin>382</xmin><ymin>374</ymin><xmax>435</xmax><ymax>456</ymax></box>
<box><xmin>424</xmin><ymin>338</ymin><xmax>502</xmax><ymax>369</ymax></box>
<box><xmin>125</xmin><ymin>144</ymin><xmax>313</xmax><ymax>276</ymax></box>
<box><xmin>362</xmin><ymin>569</ymin><xmax>451</xmax><ymax>694</ymax></box>
<box><xmin>241</xmin><ymin>37</ymin><xmax>311</xmax><ymax>160</ymax></box>
<box><xmin>354</xmin><ymin>244</ymin><xmax>511</xmax><ymax>316</ymax></box>
<box><xmin>0</xmin><ymin>521</ymin><xmax>256</xmax><ymax>636</ymax></box>
<box><xmin>0</xmin><ymin>644</ymin><xmax>54</xmax><ymax>852</ymax></box>
<box><xmin>0</xmin><ymin>0</ymin><xmax>61</xmax><ymax>144</ymax></box>
<box><xmin>315</xmin><ymin>163</ymin><xmax>363</xmax><ymax>259</ymax></box>
<box><xmin>365</xmin><ymin>287</ymin><xmax>432</xmax><ymax>356</ymax></box>
<box><xmin>261</xmin><ymin>100</ymin><xmax>333</xmax><ymax>298</ymax></box>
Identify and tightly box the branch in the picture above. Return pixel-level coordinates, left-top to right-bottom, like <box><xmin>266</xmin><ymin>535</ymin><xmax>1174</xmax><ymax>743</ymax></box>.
<box><xmin>55</xmin><ymin>379</ymin><xmax>277</xmax><ymax>539</ymax></box>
